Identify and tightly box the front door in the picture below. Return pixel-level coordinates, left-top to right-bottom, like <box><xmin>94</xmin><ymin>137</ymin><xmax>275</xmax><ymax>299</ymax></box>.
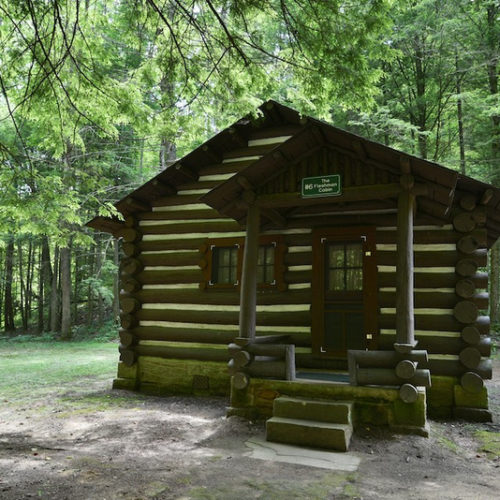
<box><xmin>312</xmin><ymin>227</ymin><xmax>378</xmax><ymax>358</ymax></box>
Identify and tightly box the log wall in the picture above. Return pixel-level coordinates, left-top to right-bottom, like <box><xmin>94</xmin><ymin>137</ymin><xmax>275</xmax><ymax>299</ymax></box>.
<box><xmin>116</xmin><ymin>131</ymin><xmax>492</xmax><ymax>404</ymax></box>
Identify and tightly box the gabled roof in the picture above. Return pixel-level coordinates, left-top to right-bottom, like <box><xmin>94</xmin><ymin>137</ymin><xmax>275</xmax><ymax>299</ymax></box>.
<box><xmin>89</xmin><ymin>100</ymin><xmax>500</xmax><ymax>247</ymax></box>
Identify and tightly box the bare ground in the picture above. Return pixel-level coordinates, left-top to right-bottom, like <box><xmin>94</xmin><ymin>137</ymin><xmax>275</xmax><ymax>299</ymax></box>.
<box><xmin>1</xmin><ymin>361</ymin><xmax>499</xmax><ymax>499</ymax></box>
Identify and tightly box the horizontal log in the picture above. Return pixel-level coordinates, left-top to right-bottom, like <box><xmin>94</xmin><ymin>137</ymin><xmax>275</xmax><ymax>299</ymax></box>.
<box><xmin>137</xmin><ymin>238</ymin><xmax>207</xmax><ymax>252</ymax></box>
<box><xmin>396</xmin><ymin>360</ymin><xmax>417</xmax><ymax>379</ymax></box>
<box><xmin>459</xmin><ymin>346</ymin><xmax>482</xmax><ymax>369</ymax></box>
<box><xmin>134</xmin><ymin>344</ymin><xmax>230</xmax><ymax>362</ymax></box>
<box><xmin>455</xmin><ymin>279</ymin><xmax>476</xmax><ymax>299</ymax></box>
<box><xmin>140</xmin><ymin>221</ymin><xmax>241</xmax><ymax>235</ymax></box>
<box><xmin>453</xmin><ymin>212</ymin><xmax>477</xmax><ymax>233</ymax></box>
<box><xmin>119</xmin><ymin>329</ymin><xmax>137</xmax><ymax>347</ymax></box>
<box><xmin>138</xmin><ymin>252</ymin><xmax>200</xmax><ymax>267</ymax></box>
<box><xmin>127</xmin><ymin>288</ymin><xmax>311</xmax><ymax>306</ymax></box>
<box><xmin>129</xmin><ymin>326</ymin><xmax>310</xmax><ymax>347</ymax></box>
<box><xmin>284</xmin><ymin>233</ymin><xmax>313</xmax><ymax>247</ymax></box>
<box><xmin>457</xmin><ymin>234</ymin><xmax>481</xmax><ymax>254</ymax></box>
<box><xmin>246</xmin><ymin>360</ymin><xmax>287</xmax><ymax>378</ymax></box>
<box><xmin>400</xmin><ymin>383</ymin><xmax>419</xmax><ymax>403</ymax></box>
<box><xmin>375</xmin><ymin>228</ymin><xmax>487</xmax><ymax>246</ymax></box>
<box><xmin>151</xmin><ymin>194</ymin><xmax>203</xmax><ymax>207</ymax></box>
<box><xmin>376</xmin><ymin>249</ymin><xmax>487</xmax><ymax>268</ymax></box>
<box><xmin>135</xmin><ymin>269</ymin><xmax>203</xmax><ymax>285</ymax></box>
<box><xmin>379</xmin><ymin>314</ymin><xmax>489</xmax><ymax>333</ymax></box>
<box><xmin>378</xmin><ymin>272</ymin><xmax>488</xmax><ymax>289</ymax></box>
<box><xmin>287</xmin><ymin>214</ymin><xmax>402</xmax><ymax>229</ymax></box>
<box><xmin>456</xmin><ymin>258</ymin><xmax>478</xmax><ymax>277</ymax></box>
<box><xmin>120</xmin><ymin>258</ymin><xmax>144</xmax><ymax>275</ymax></box>
<box><xmin>453</xmin><ymin>300</ymin><xmax>478</xmax><ymax>323</ymax></box>
<box><xmin>428</xmin><ymin>357</ymin><xmax>492</xmax><ymax>379</ymax></box>
<box><xmin>461</xmin><ymin>326</ymin><xmax>481</xmax><ymax>345</ymax></box>
<box><xmin>284</xmin><ymin>269</ymin><xmax>312</xmax><ymax>284</ymax></box>
<box><xmin>348</xmin><ymin>349</ymin><xmax>428</xmax><ymax>368</ymax></box>
<box><xmin>118</xmin><ymin>228</ymin><xmax>142</xmax><ymax>243</ymax></box>
<box><xmin>233</xmin><ymin>350</ymin><xmax>253</xmax><ymax>368</ymax></box>
<box><xmin>122</xmin><ymin>278</ymin><xmax>142</xmax><ymax>293</ymax></box>
<box><xmin>378</xmin><ymin>334</ymin><xmax>491</xmax><ymax>356</ymax></box>
<box><xmin>136</xmin><ymin>308</ymin><xmax>310</xmax><ymax>327</ymax></box>
<box><xmin>123</xmin><ymin>242</ymin><xmax>140</xmax><ymax>257</ymax></box>
<box><xmin>459</xmin><ymin>193</ymin><xmax>477</xmax><ymax>211</ymax></box>
<box><xmin>285</xmin><ymin>251</ymin><xmax>312</xmax><ymax>266</ymax></box>
<box><xmin>238</xmin><ymin>334</ymin><xmax>293</xmax><ymax>345</ymax></box>
<box><xmin>120</xmin><ymin>314</ymin><xmax>138</xmax><ymax>330</ymax></box>
<box><xmin>233</xmin><ymin>372</ymin><xmax>250</xmax><ymax>390</ymax></box>
<box><xmin>228</xmin><ymin>342</ymin><xmax>289</xmax><ymax>358</ymax></box>
<box><xmin>118</xmin><ymin>346</ymin><xmax>137</xmax><ymax>367</ymax></box>
<box><xmin>378</xmin><ymin>291</ymin><xmax>488</xmax><ymax>309</ymax></box>
<box><xmin>176</xmin><ymin>179</ymin><xmax>221</xmax><ymax>191</ymax></box>
<box><xmin>120</xmin><ymin>297</ymin><xmax>141</xmax><ymax>314</ymax></box>
<box><xmin>137</xmin><ymin>209</ymin><xmax>226</xmax><ymax>221</ymax></box>
<box><xmin>355</xmin><ymin>368</ymin><xmax>431</xmax><ymax>387</ymax></box>
<box><xmin>461</xmin><ymin>372</ymin><xmax>484</xmax><ymax>393</ymax></box>
<box><xmin>257</xmin><ymin>183</ymin><xmax>403</xmax><ymax>209</ymax></box>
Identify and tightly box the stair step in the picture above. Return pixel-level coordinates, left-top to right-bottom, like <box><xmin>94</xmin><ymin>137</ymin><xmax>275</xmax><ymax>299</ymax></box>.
<box><xmin>266</xmin><ymin>417</ymin><xmax>352</xmax><ymax>452</ymax></box>
<box><xmin>273</xmin><ymin>396</ymin><xmax>352</xmax><ymax>424</ymax></box>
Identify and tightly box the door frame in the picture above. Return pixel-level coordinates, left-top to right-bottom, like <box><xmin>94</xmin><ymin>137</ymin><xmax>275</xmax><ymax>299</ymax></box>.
<box><xmin>311</xmin><ymin>226</ymin><xmax>378</xmax><ymax>358</ymax></box>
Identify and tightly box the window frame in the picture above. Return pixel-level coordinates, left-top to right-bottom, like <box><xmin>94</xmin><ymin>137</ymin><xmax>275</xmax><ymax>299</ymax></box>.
<box><xmin>201</xmin><ymin>235</ymin><xmax>286</xmax><ymax>291</ymax></box>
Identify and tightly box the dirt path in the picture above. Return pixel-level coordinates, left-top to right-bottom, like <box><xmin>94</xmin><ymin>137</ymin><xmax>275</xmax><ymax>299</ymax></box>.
<box><xmin>1</xmin><ymin>361</ymin><xmax>499</xmax><ymax>499</ymax></box>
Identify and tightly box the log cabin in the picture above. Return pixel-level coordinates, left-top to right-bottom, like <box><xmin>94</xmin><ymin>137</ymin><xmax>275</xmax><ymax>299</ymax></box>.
<box><xmin>88</xmin><ymin>100</ymin><xmax>499</xmax><ymax>451</ymax></box>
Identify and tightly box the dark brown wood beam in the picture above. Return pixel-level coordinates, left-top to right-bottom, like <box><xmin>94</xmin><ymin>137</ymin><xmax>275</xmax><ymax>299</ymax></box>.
<box><xmin>261</xmin><ymin>207</ymin><xmax>287</xmax><ymax>227</ymax></box>
<box><xmin>256</xmin><ymin>183</ymin><xmax>403</xmax><ymax>209</ymax></box>
<box><xmin>125</xmin><ymin>197</ymin><xmax>150</xmax><ymax>212</ymax></box>
<box><xmin>174</xmin><ymin>163</ymin><xmax>198</xmax><ymax>182</ymax></box>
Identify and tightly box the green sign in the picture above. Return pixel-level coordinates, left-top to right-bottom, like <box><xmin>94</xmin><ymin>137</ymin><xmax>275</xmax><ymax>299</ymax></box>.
<box><xmin>301</xmin><ymin>174</ymin><xmax>342</xmax><ymax>198</ymax></box>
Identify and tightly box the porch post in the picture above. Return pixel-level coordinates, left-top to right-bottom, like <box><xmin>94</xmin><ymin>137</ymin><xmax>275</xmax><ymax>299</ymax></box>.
<box><xmin>239</xmin><ymin>203</ymin><xmax>260</xmax><ymax>340</ymax></box>
<box><xmin>395</xmin><ymin>180</ymin><xmax>417</xmax><ymax>351</ymax></box>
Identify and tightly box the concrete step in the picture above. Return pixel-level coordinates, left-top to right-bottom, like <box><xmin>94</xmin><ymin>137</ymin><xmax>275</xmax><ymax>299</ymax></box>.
<box><xmin>266</xmin><ymin>417</ymin><xmax>352</xmax><ymax>452</ymax></box>
<box><xmin>272</xmin><ymin>396</ymin><xmax>352</xmax><ymax>425</ymax></box>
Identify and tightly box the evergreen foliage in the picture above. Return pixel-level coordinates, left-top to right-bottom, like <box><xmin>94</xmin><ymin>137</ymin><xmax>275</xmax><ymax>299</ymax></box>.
<box><xmin>0</xmin><ymin>0</ymin><xmax>498</xmax><ymax>334</ymax></box>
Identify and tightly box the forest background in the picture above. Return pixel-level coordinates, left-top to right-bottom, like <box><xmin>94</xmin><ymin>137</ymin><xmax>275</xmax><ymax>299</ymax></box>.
<box><xmin>0</xmin><ymin>0</ymin><xmax>498</xmax><ymax>340</ymax></box>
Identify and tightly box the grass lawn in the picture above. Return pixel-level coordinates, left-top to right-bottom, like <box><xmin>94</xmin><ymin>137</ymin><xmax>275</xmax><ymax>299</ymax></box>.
<box><xmin>0</xmin><ymin>339</ymin><xmax>118</xmax><ymax>404</ymax></box>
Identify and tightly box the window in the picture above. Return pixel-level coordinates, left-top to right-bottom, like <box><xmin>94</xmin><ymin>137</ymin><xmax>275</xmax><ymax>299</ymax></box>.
<box><xmin>211</xmin><ymin>245</ymin><xmax>239</xmax><ymax>285</ymax></box>
<box><xmin>326</xmin><ymin>242</ymin><xmax>363</xmax><ymax>291</ymax></box>
<box><xmin>201</xmin><ymin>236</ymin><xmax>285</xmax><ymax>290</ymax></box>
<box><xmin>257</xmin><ymin>244</ymin><xmax>276</xmax><ymax>285</ymax></box>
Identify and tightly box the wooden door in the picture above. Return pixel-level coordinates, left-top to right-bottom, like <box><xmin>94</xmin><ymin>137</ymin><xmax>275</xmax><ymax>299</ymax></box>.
<box><xmin>312</xmin><ymin>227</ymin><xmax>378</xmax><ymax>358</ymax></box>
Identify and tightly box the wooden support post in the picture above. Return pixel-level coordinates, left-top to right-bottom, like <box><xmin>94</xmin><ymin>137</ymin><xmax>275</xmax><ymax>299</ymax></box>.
<box><xmin>238</xmin><ymin>203</ymin><xmax>260</xmax><ymax>340</ymax></box>
<box><xmin>395</xmin><ymin>188</ymin><xmax>417</xmax><ymax>352</ymax></box>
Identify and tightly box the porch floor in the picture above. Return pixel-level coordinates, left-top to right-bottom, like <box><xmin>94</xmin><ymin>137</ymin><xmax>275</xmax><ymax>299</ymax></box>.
<box><xmin>295</xmin><ymin>370</ymin><xmax>350</xmax><ymax>384</ymax></box>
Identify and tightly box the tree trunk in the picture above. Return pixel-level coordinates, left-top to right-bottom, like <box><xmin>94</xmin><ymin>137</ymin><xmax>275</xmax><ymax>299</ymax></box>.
<box><xmin>25</xmin><ymin>239</ymin><xmax>34</xmax><ymax>329</ymax></box>
<box><xmin>489</xmin><ymin>241</ymin><xmax>500</xmax><ymax>323</ymax></box>
<box><xmin>41</xmin><ymin>236</ymin><xmax>53</xmax><ymax>332</ymax></box>
<box><xmin>95</xmin><ymin>235</ymin><xmax>104</xmax><ymax>326</ymax></box>
<box><xmin>49</xmin><ymin>246</ymin><xmax>60</xmax><ymax>332</ymax></box>
<box><xmin>73</xmin><ymin>246</ymin><xmax>79</xmax><ymax>323</ymax></box>
<box><xmin>87</xmin><ymin>242</ymin><xmax>95</xmax><ymax>326</ymax></box>
<box><xmin>112</xmin><ymin>238</ymin><xmax>120</xmax><ymax>323</ymax></box>
<box><xmin>455</xmin><ymin>49</ymin><xmax>466</xmax><ymax>175</ymax></box>
<box><xmin>37</xmin><ymin>242</ymin><xmax>44</xmax><ymax>333</ymax></box>
<box><xmin>4</xmin><ymin>237</ymin><xmax>15</xmax><ymax>332</ymax></box>
<box><xmin>17</xmin><ymin>241</ymin><xmax>27</xmax><ymax>331</ymax></box>
<box><xmin>486</xmin><ymin>3</ymin><xmax>500</xmax><ymax>183</ymax></box>
<box><xmin>414</xmin><ymin>35</ymin><xmax>428</xmax><ymax>159</ymax></box>
<box><xmin>60</xmin><ymin>246</ymin><xmax>72</xmax><ymax>340</ymax></box>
